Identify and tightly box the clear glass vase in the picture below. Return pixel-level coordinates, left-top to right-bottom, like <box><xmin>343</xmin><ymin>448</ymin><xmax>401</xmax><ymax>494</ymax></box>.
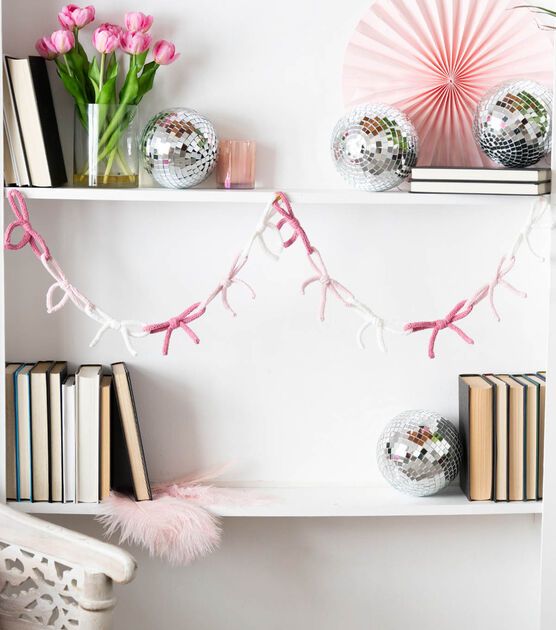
<box><xmin>73</xmin><ymin>104</ymin><xmax>139</xmax><ymax>188</ymax></box>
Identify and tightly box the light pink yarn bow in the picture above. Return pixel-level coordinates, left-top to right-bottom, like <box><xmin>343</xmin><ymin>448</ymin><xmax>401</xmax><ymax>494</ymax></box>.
<box><xmin>41</xmin><ymin>255</ymin><xmax>93</xmax><ymax>314</ymax></box>
<box><xmin>272</xmin><ymin>191</ymin><xmax>313</xmax><ymax>253</ymax></box>
<box><xmin>488</xmin><ymin>256</ymin><xmax>527</xmax><ymax>322</ymax></box>
<box><xmin>302</xmin><ymin>249</ymin><xmax>355</xmax><ymax>321</ymax></box>
<box><xmin>404</xmin><ymin>299</ymin><xmax>475</xmax><ymax>359</ymax></box>
<box><xmin>4</xmin><ymin>190</ymin><xmax>51</xmax><ymax>260</ymax></box>
<box><xmin>145</xmin><ymin>302</ymin><xmax>206</xmax><ymax>355</ymax></box>
<box><xmin>219</xmin><ymin>254</ymin><xmax>256</xmax><ymax>316</ymax></box>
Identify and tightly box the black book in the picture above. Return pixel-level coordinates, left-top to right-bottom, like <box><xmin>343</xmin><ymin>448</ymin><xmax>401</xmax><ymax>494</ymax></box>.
<box><xmin>5</xmin><ymin>56</ymin><xmax>66</xmax><ymax>187</ymax></box>
<box><xmin>111</xmin><ymin>363</ymin><xmax>152</xmax><ymax>501</ymax></box>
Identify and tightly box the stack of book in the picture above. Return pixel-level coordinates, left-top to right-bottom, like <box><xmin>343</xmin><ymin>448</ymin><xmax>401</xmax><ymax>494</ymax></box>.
<box><xmin>410</xmin><ymin>167</ymin><xmax>551</xmax><ymax>196</ymax></box>
<box><xmin>5</xmin><ymin>362</ymin><xmax>151</xmax><ymax>503</ymax></box>
<box><xmin>3</xmin><ymin>55</ymin><xmax>66</xmax><ymax>187</ymax></box>
<box><xmin>459</xmin><ymin>373</ymin><xmax>546</xmax><ymax>502</ymax></box>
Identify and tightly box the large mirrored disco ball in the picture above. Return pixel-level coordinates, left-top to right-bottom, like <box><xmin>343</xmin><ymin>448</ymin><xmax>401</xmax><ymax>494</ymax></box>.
<box><xmin>473</xmin><ymin>80</ymin><xmax>552</xmax><ymax>168</ymax></box>
<box><xmin>377</xmin><ymin>410</ymin><xmax>462</xmax><ymax>497</ymax></box>
<box><xmin>141</xmin><ymin>108</ymin><xmax>219</xmax><ymax>188</ymax></box>
<box><xmin>331</xmin><ymin>103</ymin><xmax>418</xmax><ymax>191</ymax></box>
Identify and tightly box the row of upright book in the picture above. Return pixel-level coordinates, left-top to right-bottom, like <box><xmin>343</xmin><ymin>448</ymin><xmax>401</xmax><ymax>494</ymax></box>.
<box><xmin>5</xmin><ymin>362</ymin><xmax>151</xmax><ymax>503</ymax></box>
<box><xmin>410</xmin><ymin>167</ymin><xmax>551</xmax><ymax>196</ymax></box>
<box><xmin>459</xmin><ymin>373</ymin><xmax>546</xmax><ymax>502</ymax></box>
<box><xmin>3</xmin><ymin>55</ymin><xmax>66</xmax><ymax>187</ymax></box>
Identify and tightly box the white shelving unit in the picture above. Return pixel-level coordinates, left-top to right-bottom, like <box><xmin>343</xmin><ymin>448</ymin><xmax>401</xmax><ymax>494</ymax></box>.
<box><xmin>2</xmin><ymin>2</ymin><xmax>555</xmax><ymax>627</ymax></box>
<box><xmin>5</xmin><ymin>486</ymin><xmax>544</xmax><ymax>518</ymax></box>
<box><xmin>5</xmin><ymin>186</ymin><xmax>548</xmax><ymax>206</ymax></box>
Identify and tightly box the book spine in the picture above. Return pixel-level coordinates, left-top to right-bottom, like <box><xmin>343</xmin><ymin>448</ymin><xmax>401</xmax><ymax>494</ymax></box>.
<box><xmin>458</xmin><ymin>377</ymin><xmax>471</xmax><ymax>500</ymax></box>
<box><xmin>28</xmin><ymin>57</ymin><xmax>67</xmax><ymax>187</ymax></box>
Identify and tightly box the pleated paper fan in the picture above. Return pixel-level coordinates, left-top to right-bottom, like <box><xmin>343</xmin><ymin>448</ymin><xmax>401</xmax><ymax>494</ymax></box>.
<box><xmin>342</xmin><ymin>0</ymin><xmax>553</xmax><ymax>167</ymax></box>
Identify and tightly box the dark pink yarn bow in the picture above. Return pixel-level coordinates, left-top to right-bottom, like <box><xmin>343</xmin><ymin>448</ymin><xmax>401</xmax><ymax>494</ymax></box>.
<box><xmin>272</xmin><ymin>191</ymin><xmax>313</xmax><ymax>254</ymax></box>
<box><xmin>404</xmin><ymin>299</ymin><xmax>475</xmax><ymax>359</ymax></box>
<box><xmin>144</xmin><ymin>302</ymin><xmax>206</xmax><ymax>355</ymax></box>
<box><xmin>4</xmin><ymin>190</ymin><xmax>51</xmax><ymax>260</ymax></box>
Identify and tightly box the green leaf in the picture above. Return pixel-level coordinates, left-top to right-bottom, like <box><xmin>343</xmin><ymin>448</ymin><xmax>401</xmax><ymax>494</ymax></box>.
<box><xmin>57</xmin><ymin>65</ymin><xmax>87</xmax><ymax>104</ymax></box>
<box><xmin>118</xmin><ymin>59</ymin><xmax>139</xmax><ymax>106</ymax></box>
<box><xmin>88</xmin><ymin>57</ymin><xmax>100</xmax><ymax>100</ymax></box>
<box><xmin>98</xmin><ymin>75</ymin><xmax>117</xmax><ymax>105</ymax></box>
<box><xmin>135</xmin><ymin>62</ymin><xmax>158</xmax><ymax>104</ymax></box>
<box><xmin>135</xmin><ymin>49</ymin><xmax>149</xmax><ymax>71</ymax></box>
<box><xmin>106</xmin><ymin>55</ymin><xmax>119</xmax><ymax>81</ymax></box>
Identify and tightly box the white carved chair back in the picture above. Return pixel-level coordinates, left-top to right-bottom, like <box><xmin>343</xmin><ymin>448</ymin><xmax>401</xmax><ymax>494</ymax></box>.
<box><xmin>0</xmin><ymin>504</ymin><xmax>136</xmax><ymax>630</ymax></box>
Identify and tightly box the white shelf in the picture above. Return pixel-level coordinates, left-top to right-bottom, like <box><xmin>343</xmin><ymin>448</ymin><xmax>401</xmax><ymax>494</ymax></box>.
<box><xmin>4</xmin><ymin>186</ymin><xmax>548</xmax><ymax>206</ymax></box>
<box><xmin>5</xmin><ymin>486</ymin><xmax>543</xmax><ymax>518</ymax></box>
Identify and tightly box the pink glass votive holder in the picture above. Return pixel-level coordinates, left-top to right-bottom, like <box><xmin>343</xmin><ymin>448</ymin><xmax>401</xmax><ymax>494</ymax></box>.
<box><xmin>216</xmin><ymin>140</ymin><xmax>256</xmax><ymax>189</ymax></box>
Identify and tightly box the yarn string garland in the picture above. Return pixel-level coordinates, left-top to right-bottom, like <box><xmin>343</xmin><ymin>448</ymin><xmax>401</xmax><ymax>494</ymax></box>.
<box><xmin>3</xmin><ymin>190</ymin><xmax>549</xmax><ymax>359</ymax></box>
<box><xmin>5</xmin><ymin>190</ymin><xmax>51</xmax><ymax>260</ymax></box>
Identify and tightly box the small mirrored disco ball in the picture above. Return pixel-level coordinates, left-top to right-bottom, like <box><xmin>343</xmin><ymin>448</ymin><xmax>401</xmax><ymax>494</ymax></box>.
<box><xmin>141</xmin><ymin>108</ymin><xmax>219</xmax><ymax>188</ymax></box>
<box><xmin>376</xmin><ymin>410</ymin><xmax>462</xmax><ymax>497</ymax></box>
<box><xmin>473</xmin><ymin>80</ymin><xmax>552</xmax><ymax>168</ymax></box>
<box><xmin>331</xmin><ymin>103</ymin><xmax>419</xmax><ymax>191</ymax></box>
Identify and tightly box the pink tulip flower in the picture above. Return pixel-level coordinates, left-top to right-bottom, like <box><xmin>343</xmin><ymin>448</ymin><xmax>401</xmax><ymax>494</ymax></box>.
<box><xmin>35</xmin><ymin>36</ymin><xmax>59</xmax><ymax>60</ymax></box>
<box><xmin>153</xmin><ymin>40</ymin><xmax>180</xmax><ymax>65</ymax></box>
<box><xmin>119</xmin><ymin>31</ymin><xmax>152</xmax><ymax>55</ymax></box>
<box><xmin>51</xmin><ymin>29</ymin><xmax>76</xmax><ymax>54</ymax></box>
<box><xmin>124</xmin><ymin>12</ymin><xmax>153</xmax><ymax>33</ymax></box>
<box><xmin>92</xmin><ymin>24</ymin><xmax>120</xmax><ymax>54</ymax></box>
<box><xmin>58</xmin><ymin>4</ymin><xmax>95</xmax><ymax>30</ymax></box>
<box><xmin>98</xmin><ymin>22</ymin><xmax>122</xmax><ymax>38</ymax></box>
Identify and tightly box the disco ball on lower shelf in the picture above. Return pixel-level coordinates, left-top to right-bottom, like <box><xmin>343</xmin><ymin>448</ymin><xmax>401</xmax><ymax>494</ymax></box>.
<box><xmin>377</xmin><ymin>410</ymin><xmax>462</xmax><ymax>497</ymax></box>
<box><xmin>473</xmin><ymin>80</ymin><xmax>552</xmax><ymax>168</ymax></box>
<box><xmin>330</xmin><ymin>103</ymin><xmax>419</xmax><ymax>191</ymax></box>
<box><xmin>140</xmin><ymin>108</ymin><xmax>219</xmax><ymax>188</ymax></box>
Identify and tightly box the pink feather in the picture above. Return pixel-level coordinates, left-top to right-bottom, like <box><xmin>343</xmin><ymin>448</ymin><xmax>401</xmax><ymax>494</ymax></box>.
<box><xmin>96</xmin><ymin>471</ymin><xmax>270</xmax><ymax>565</ymax></box>
<box><xmin>97</xmin><ymin>492</ymin><xmax>221</xmax><ymax>566</ymax></box>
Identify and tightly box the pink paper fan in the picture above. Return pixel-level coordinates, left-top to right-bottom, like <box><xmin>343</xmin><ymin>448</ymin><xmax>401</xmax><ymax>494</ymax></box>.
<box><xmin>342</xmin><ymin>0</ymin><xmax>553</xmax><ymax>167</ymax></box>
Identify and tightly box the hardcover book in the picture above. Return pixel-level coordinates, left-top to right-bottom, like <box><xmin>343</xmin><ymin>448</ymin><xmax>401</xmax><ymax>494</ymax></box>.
<box><xmin>76</xmin><ymin>365</ymin><xmax>102</xmax><ymax>503</ymax></box>
<box><xmin>15</xmin><ymin>364</ymin><xmax>34</xmax><ymax>501</ymax></box>
<box><xmin>111</xmin><ymin>363</ymin><xmax>152</xmax><ymax>501</ymax></box>
<box><xmin>459</xmin><ymin>375</ymin><xmax>494</xmax><ymax>501</ymax></box>
<box><xmin>497</xmin><ymin>375</ymin><xmax>527</xmax><ymax>501</ymax></box>
<box><xmin>49</xmin><ymin>362</ymin><xmax>67</xmax><ymax>503</ymax></box>
<box><xmin>5</xmin><ymin>363</ymin><xmax>22</xmax><ymax>500</ymax></box>
<box><xmin>30</xmin><ymin>361</ymin><xmax>54</xmax><ymax>502</ymax></box>
<box><xmin>4</xmin><ymin>56</ymin><xmax>66</xmax><ymax>187</ymax></box>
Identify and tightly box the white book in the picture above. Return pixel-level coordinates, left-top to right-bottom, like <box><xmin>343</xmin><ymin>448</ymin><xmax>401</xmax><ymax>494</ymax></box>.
<box><xmin>411</xmin><ymin>167</ymin><xmax>551</xmax><ymax>182</ymax></box>
<box><xmin>3</xmin><ymin>60</ymin><xmax>30</xmax><ymax>186</ymax></box>
<box><xmin>62</xmin><ymin>375</ymin><xmax>76</xmax><ymax>503</ymax></box>
<box><xmin>410</xmin><ymin>180</ymin><xmax>550</xmax><ymax>196</ymax></box>
<box><xmin>15</xmin><ymin>364</ymin><xmax>33</xmax><ymax>501</ymax></box>
<box><xmin>76</xmin><ymin>365</ymin><xmax>102</xmax><ymax>503</ymax></box>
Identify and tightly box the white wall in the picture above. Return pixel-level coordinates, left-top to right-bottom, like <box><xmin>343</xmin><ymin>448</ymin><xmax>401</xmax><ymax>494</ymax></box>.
<box><xmin>3</xmin><ymin>1</ymin><xmax>552</xmax><ymax>628</ymax></box>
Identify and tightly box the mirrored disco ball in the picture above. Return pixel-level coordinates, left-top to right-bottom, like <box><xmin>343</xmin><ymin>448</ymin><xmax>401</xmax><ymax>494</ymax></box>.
<box><xmin>473</xmin><ymin>80</ymin><xmax>552</xmax><ymax>168</ymax></box>
<box><xmin>141</xmin><ymin>108</ymin><xmax>219</xmax><ymax>188</ymax></box>
<box><xmin>331</xmin><ymin>103</ymin><xmax>418</xmax><ymax>191</ymax></box>
<box><xmin>377</xmin><ymin>410</ymin><xmax>462</xmax><ymax>497</ymax></box>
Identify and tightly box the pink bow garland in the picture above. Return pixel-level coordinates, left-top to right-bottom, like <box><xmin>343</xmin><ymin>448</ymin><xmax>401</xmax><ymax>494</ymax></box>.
<box><xmin>272</xmin><ymin>191</ymin><xmax>314</xmax><ymax>254</ymax></box>
<box><xmin>5</xmin><ymin>190</ymin><xmax>51</xmax><ymax>260</ymax></box>
<box><xmin>404</xmin><ymin>299</ymin><xmax>475</xmax><ymax>359</ymax></box>
<box><xmin>487</xmin><ymin>256</ymin><xmax>527</xmax><ymax>322</ymax></box>
<box><xmin>41</xmin><ymin>254</ymin><xmax>94</xmax><ymax>314</ymax></box>
<box><xmin>302</xmin><ymin>248</ymin><xmax>355</xmax><ymax>321</ymax></box>
<box><xmin>145</xmin><ymin>302</ymin><xmax>207</xmax><ymax>355</ymax></box>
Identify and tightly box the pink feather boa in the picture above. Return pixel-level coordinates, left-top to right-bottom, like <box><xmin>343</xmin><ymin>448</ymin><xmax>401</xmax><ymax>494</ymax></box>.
<box><xmin>96</xmin><ymin>472</ymin><xmax>266</xmax><ymax>565</ymax></box>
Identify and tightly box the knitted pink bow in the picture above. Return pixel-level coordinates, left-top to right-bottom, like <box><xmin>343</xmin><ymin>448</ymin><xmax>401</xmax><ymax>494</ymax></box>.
<box><xmin>302</xmin><ymin>249</ymin><xmax>355</xmax><ymax>321</ymax></box>
<box><xmin>488</xmin><ymin>256</ymin><xmax>527</xmax><ymax>322</ymax></box>
<box><xmin>5</xmin><ymin>190</ymin><xmax>51</xmax><ymax>260</ymax></box>
<box><xmin>272</xmin><ymin>192</ymin><xmax>313</xmax><ymax>254</ymax></box>
<box><xmin>404</xmin><ymin>299</ymin><xmax>475</xmax><ymax>359</ymax></box>
<box><xmin>145</xmin><ymin>302</ymin><xmax>206</xmax><ymax>355</ymax></box>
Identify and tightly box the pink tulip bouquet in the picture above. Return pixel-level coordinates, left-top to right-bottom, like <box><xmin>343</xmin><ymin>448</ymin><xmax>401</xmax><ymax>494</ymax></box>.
<box><xmin>36</xmin><ymin>4</ymin><xmax>179</xmax><ymax>186</ymax></box>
